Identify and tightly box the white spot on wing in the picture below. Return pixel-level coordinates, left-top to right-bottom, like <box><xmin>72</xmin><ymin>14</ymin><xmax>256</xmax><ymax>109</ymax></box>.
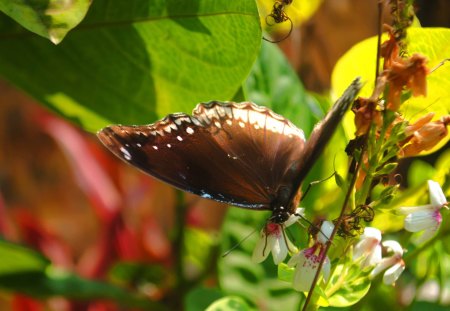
<box><xmin>200</xmin><ymin>191</ymin><xmax>212</xmax><ymax>199</ymax></box>
<box><xmin>232</xmin><ymin>107</ymin><xmax>249</xmax><ymax>123</ymax></box>
<box><xmin>167</xmin><ymin>143</ymin><xmax>171</xmax><ymax>148</ymax></box>
<box><xmin>120</xmin><ymin>147</ymin><xmax>132</xmax><ymax>160</ymax></box>
<box><xmin>265</xmin><ymin>117</ymin><xmax>282</xmax><ymax>134</ymax></box>
<box><xmin>215</xmin><ymin>106</ymin><xmax>226</xmax><ymax>117</ymax></box>
<box><xmin>186</xmin><ymin>127</ymin><xmax>194</xmax><ymax>134</ymax></box>
<box><xmin>177</xmin><ymin>136</ymin><xmax>183</xmax><ymax>141</ymax></box>
<box><xmin>153</xmin><ymin>145</ymin><xmax>158</xmax><ymax>150</ymax></box>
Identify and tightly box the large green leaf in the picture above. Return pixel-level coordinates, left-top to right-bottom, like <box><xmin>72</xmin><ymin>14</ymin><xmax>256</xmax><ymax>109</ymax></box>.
<box><xmin>0</xmin><ymin>0</ymin><xmax>91</xmax><ymax>44</ymax></box>
<box><xmin>245</xmin><ymin>40</ymin><xmax>319</xmax><ymax>135</ymax></box>
<box><xmin>206</xmin><ymin>296</ymin><xmax>255</xmax><ymax>311</ymax></box>
<box><xmin>326</xmin><ymin>264</ymin><xmax>371</xmax><ymax>307</ymax></box>
<box><xmin>0</xmin><ymin>269</ymin><xmax>165</xmax><ymax>309</ymax></box>
<box><xmin>0</xmin><ymin>0</ymin><xmax>261</xmax><ymax>132</ymax></box>
<box><xmin>0</xmin><ymin>240</ymin><xmax>164</xmax><ymax>309</ymax></box>
<box><xmin>332</xmin><ymin>28</ymin><xmax>450</xmax><ymax>153</ymax></box>
<box><xmin>0</xmin><ymin>239</ymin><xmax>50</xmax><ymax>275</ymax></box>
<box><xmin>185</xmin><ymin>287</ymin><xmax>224</xmax><ymax>311</ymax></box>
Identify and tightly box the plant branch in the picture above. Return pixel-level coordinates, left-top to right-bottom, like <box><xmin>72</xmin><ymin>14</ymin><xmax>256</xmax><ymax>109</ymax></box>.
<box><xmin>375</xmin><ymin>0</ymin><xmax>384</xmax><ymax>83</ymax></box>
<box><xmin>173</xmin><ymin>190</ymin><xmax>188</xmax><ymax>309</ymax></box>
<box><xmin>302</xmin><ymin>137</ymin><xmax>367</xmax><ymax>311</ymax></box>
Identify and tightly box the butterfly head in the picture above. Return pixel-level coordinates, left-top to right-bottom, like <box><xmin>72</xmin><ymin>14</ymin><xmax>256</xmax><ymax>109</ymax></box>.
<box><xmin>269</xmin><ymin>185</ymin><xmax>301</xmax><ymax>224</ymax></box>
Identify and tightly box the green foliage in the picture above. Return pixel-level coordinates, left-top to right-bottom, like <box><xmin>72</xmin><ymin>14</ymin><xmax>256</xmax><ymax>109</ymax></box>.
<box><xmin>186</xmin><ymin>287</ymin><xmax>224</xmax><ymax>311</ymax></box>
<box><xmin>0</xmin><ymin>0</ymin><xmax>91</xmax><ymax>44</ymax></box>
<box><xmin>184</xmin><ymin>227</ymin><xmax>220</xmax><ymax>275</ymax></box>
<box><xmin>408</xmin><ymin>160</ymin><xmax>436</xmax><ymax>187</ymax></box>
<box><xmin>0</xmin><ymin>239</ymin><xmax>50</xmax><ymax>274</ymax></box>
<box><xmin>0</xmin><ymin>0</ymin><xmax>261</xmax><ymax>132</ymax></box>
<box><xmin>0</xmin><ymin>240</ymin><xmax>164</xmax><ymax>309</ymax></box>
<box><xmin>206</xmin><ymin>296</ymin><xmax>256</xmax><ymax>311</ymax></box>
<box><xmin>1</xmin><ymin>1</ymin><xmax>450</xmax><ymax>310</ymax></box>
<box><xmin>108</xmin><ymin>261</ymin><xmax>166</xmax><ymax>286</ymax></box>
<box><xmin>245</xmin><ymin>40</ymin><xmax>319</xmax><ymax>135</ymax></box>
<box><xmin>326</xmin><ymin>263</ymin><xmax>371</xmax><ymax>307</ymax></box>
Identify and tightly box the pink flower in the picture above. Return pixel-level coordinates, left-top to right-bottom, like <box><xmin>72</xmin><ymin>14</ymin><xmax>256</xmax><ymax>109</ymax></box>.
<box><xmin>399</xmin><ymin>180</ymin><xmax>448</xmax><ymax>243</ymax></box>
<box><xmin>287</xmin><ymin>221</ymin><xmax>333</xmax><ymax>292</ymax></box>
<box><xmin>252</xmin><ymin>208</ymin><xmax>304</xmax><ymax>264</ymax></box>
<box><xmin>353</xmin><ymin>227</ymin><xmax>382</xmax><ymax>268</ymax></box>
<box><xmin>370</xmin><ymin>240</ymin><xmax>405</xmax><ymax>285</ymax></box>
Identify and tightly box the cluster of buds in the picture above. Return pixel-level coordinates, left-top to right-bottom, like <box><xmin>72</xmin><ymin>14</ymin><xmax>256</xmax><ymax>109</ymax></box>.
<box><xmin>352</xmin><ymin>27</ymin><xmax>449</xmax><ymax>158</ymax></box>
<box><xmin>400</xmin><ymin>113</ymin><xmax>450</xmax><ymax>157</ymax></box>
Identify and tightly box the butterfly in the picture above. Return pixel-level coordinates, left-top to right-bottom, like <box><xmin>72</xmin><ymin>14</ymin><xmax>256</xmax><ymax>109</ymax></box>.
<box><xmin>97</xmin><ymin>78</ymin><xmax>361</xmax><ymax>224</ymax></box>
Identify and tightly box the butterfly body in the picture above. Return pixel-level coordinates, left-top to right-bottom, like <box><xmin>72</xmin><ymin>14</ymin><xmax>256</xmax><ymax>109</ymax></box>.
<box><xmin>98</xmin><ymin>78</ymin><xmax>362</xmax><ymax>224</ymax></box>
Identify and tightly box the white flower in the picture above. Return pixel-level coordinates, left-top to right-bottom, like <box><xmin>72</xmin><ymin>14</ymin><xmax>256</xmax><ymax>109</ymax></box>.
<box><xmin>399</xmin><ymin>180</ymin><xmax>448</xmax><ymax>243</ymax></box>
<box><xmin>370</xmin><ymin>240</ymin><xmax>405</xmax><ymax>285</ymax></box>
<box><xmin>317</xmin><ymin>220</ymin><xmax>334</xmax><ymax>244</ymax></box>
<box><xmin>353</xmin><ymin>227</ymin><xmax>382</xmax><ymax>268</ymax></box>
<box><xmin>252</xmin><ymin>208</ymin><xmax>304</xmax><ymax>264</ymax></box>
<box><xmin>287</xmin><ymin>221</ymin><xmax>333</xmax><ymax>292</ymax></box>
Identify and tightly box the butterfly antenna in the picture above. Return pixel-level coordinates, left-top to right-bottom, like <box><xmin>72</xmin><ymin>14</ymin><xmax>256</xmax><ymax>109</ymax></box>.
<box><xmin>281</xmin><ymin>224</ymin><xmax>298</xmax><ymax>253</ymax></box>
<box><xmin>430</xmin><ymin>58</ymin><xmax>450</xmax><ymax>73</ymax></box>
<box><xmin>301</xmin><ymin>172</ymin><xmax>336</xmax><ymax>202</ymax></box>
<box><xmin>222</xmin><ymin>228</ymin><xmax>258</xmax><ymax>257</ymax></box>
<box><xmin>293</xmin><ymin>212</ymin><xmax>334</xmax><ymax>244</ymax></box>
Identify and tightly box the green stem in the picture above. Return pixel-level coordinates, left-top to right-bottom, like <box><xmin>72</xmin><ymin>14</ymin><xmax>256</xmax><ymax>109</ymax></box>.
<box><xmin>302</xmin><ymin>140</ymin><xmax>366</xmax><ymax>311</ymax></box>
<box><xmin>356</xmin><ymin>111</ymin><xmax>392</xmax><ymax>206</ymax></box>
<box><xmin>173</xmin><ymin>190</ymin><xmax>187</xmax><ymax>309</ymax></box>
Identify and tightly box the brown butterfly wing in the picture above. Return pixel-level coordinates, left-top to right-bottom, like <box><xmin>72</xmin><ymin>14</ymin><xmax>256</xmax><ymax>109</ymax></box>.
<box><xmin>97</xmin><ymin>101</ymin><xmax>306</xmax><ymax>210</ymax></box>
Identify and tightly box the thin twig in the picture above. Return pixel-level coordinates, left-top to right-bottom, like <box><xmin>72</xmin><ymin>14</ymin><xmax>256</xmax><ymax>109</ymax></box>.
<box><xmin>375</xmin><ymin>0</ymin><xmax>384</xmax><ymax>83</ymax></box>
<box><xmin>302</xmin><ymin>138</ymin><xmax>367</xmax><ymax>310</ymax></box>
<box><xmin>173</xmin><ymin>190</ymin><xmax>188</xmax><ymax>309</ymax></box>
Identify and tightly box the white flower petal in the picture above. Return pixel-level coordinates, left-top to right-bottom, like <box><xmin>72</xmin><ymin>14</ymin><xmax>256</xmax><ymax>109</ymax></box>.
<box><xmin>382</xmin><ymin>240</ymin><xmax>403</xmax><ymax>256</ymax></box>
<box><xmin>370</xmin><ymin>257</ymin><xmax>397</xmax><ymax>279</ymax></box>
<box><xmin>318</xmin><ymin>221</ymin><xmax>334</xmax><ymax>244</ymax></box>
<box><xmin>404</xmin><ymin>210</ymin><xmax>438</xmax><ymax>232</ymax></box>
<box><xmin>353</xmin><ymin>237</ymin><xmax>379</xmax><ymax>259</ymax></box>
<box><xmin>271</xmin><ymin>234</ymin><xmax>288</xmax><ymax>264</ymax></box>
<box><xmin>362</xmin><ymin>244</ymin><xmax>382</xmax><ymax>268</ymax></box>
<box><xmin>353</xmin><ymin>227</ymin><xmax>382</xmax><ymax>267</ymax></box>
<box><xmin>353</xmin><ymin>240</ymin><xmax>368</xmax><ymax>260</ymax></box>
<box><xmin>361</xmin><ymin>227</ymin><xmax>382</xmax><ymax>241</ymax></box>
<box><xmin>287</xmin><ymin>250</ymin><xmax>304</xmax><ymax>267</ymax></box>
<box><xmin>284</xmin><ymin>208</ymin><xmax>305</xmax><ymax>227</ymax></box>
<box><xmin>252</xmin><ymin>231</ymin><xmax>273</xmax><ymax>263</ymax></box>
<box><xmin>383</xmin><ymin>262</ymin><xmax>405</xmax><ymax>285</ymax></box>
<box><xmin>322</xmin><ymin>257</ymin><xmax>331</xmax><ymax>282</ymax></box>
<box><xmin>412</xmin><ymin>226</ymin><xmax>439</xmax><ymax>244</ymax></box>
<box><xmin>285</xmin><ymin>235</ymin><xmax>298</xmax><ymax>254</ymax></box>
<box><xmin>292</xmin><ymin>254</ymin><xmax>318</xmax><ymax>292</ymax></box>
<box><xmin>428</xmin><ymin>180</ymin><xmax>447</xmax><ymax>207</ymax></box>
